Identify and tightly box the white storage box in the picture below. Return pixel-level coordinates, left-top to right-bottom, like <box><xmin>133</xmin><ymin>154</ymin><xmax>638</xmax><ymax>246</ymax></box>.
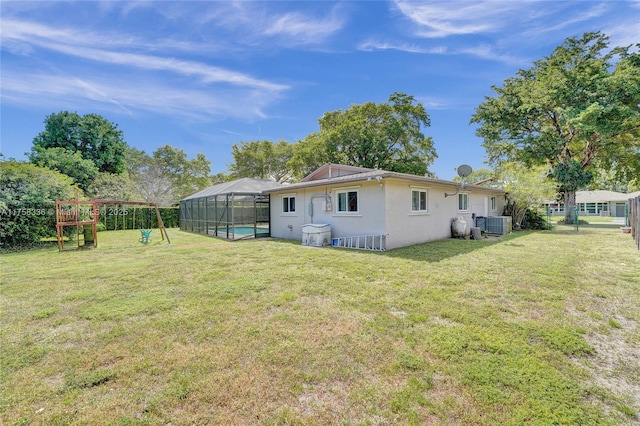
<box><xmin>301</xmin><ymin>224</ymin><xmax>331</xmax><ymax>247</ymax></box>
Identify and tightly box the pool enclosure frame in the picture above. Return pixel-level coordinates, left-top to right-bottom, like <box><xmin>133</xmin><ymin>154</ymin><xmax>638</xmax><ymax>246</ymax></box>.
<box><xmin>179</xmin><ymin>192</ymin><xmax>271</xmax><ymax>240</ymax></box>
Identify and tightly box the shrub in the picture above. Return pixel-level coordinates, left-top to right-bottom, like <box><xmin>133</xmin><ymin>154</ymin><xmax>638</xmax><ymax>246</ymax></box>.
<box><xmin>521</xmin><ymin>209</ymin><xmax>552</xmax><ymax>230</ymax></box>
<box><xmin>0</xmin><ymin>161</ymin><xmax>77</xmax><ymax>249</ymax></box>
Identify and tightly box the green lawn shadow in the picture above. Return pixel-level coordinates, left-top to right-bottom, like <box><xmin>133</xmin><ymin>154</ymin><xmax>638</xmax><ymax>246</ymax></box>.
<box><xmin>381</xmin><ymin>230</ymin><xmax>532</xmax><ymax>263</ymax></box>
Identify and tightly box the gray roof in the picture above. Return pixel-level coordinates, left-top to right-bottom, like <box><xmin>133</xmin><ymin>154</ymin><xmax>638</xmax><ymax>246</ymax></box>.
<box><xmin>545</xmin><ymin>190</ymin><xmax>640</xmax><ymax>204</ymax></box>
<box><xmin>576</xmin><ymin>190</ymin><xmax>637</xmax><ymax>203</ymax></box>
<box><xmin>263</xmin><ymin>168</ymin><xmax>504</xmax><ymax>194</ymax></box>
<box><xmin>181</xmin><ymin>178</ymin><xmax>283</xmax><ymax>201</ymax></box>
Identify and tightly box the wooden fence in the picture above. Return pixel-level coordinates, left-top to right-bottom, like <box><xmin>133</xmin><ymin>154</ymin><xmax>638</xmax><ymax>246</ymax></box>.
<box><xmin>630</xmin><ymin>195</ymin><xmax>640</xmax><ymax>250</ymax></box>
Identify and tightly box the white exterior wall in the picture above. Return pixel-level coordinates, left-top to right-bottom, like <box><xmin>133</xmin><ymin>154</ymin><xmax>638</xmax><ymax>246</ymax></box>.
<box><xmin>269</xmin><ymin>179</ymin><xmax>505</xmax><ymax>249</ymax></box>
<box><xmin>383</xmin><ymin>180</ymin><xmax>476</xmax><ymax>249</ymax></box>
<box><xmin>382</xmin><ymin>180</ymin><xmax>505</xmax><ymax>249</ymax></box>
<box><xmin>269</xmin><ymin>182</ymin><xmax>386</xmax><ymax>243</ymax></box>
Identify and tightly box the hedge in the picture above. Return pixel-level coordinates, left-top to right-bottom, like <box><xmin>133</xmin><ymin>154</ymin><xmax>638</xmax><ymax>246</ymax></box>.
<box><xmin>99</xmin><ymin>206</ymin><xmax>179</xmax><ymax>230</ymax></box>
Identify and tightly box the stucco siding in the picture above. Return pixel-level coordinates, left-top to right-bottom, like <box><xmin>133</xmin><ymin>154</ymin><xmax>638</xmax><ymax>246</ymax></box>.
<box><xmin>384</xmin><ymin>180</ymin><xmax>457</xmax><ymax>249</ymax></box>
<box><xmin>269</xmin><ymin>182</ymin><xmax>387</xmax><ymax>243</ymax></box>
<box><xmin>267</xmin><ymin>168</ymin><xmax>506</xmax><ymax>249</ymax></box>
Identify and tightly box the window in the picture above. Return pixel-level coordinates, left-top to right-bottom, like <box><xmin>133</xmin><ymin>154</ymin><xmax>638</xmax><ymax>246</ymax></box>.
<box><xmin>411</xmin><ymin>189</ymin><xmax>428</xmax><ymax>212</ymax></box>
<box><xmin>458</xmin><ymin>193</ymin><xmax>469</xmax><ymax>211</ymax></box>
<box><xmin>337</xmin><ymin>190</ymin><xmax>358</xmax><ymax>213</ymax></box>
<box><xmin>282</xmin><ymin>195</ymin><xmax>296</xmax><ymax>213</ymax></box>
<box><xmin>490</xmin><ymin>196</ymin><xmax>497</xmax><ymax>211</ymax></box>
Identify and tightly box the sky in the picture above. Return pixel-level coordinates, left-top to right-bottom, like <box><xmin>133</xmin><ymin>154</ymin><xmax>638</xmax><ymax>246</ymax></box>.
<box><xmin>1</xmin><ymin>1</ymin><xmax>639</xmax><ymax>180</ymax></box>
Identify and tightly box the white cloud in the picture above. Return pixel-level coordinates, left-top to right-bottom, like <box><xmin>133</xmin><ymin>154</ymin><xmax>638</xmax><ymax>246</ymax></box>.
<box><xmin>358</xmin><ymin>39</ymin><xmax>447</xmax><ymax>54</ymax></box>
<box><xmin>0</xmin><ymin>17</ymin><xmax>290</xmax><ymax>121</ymax></box>
<box><xmin>263</xmin><ymin>8</ymin><xmax>346</xmax><ymax>45</ymax></box>
<box><xmin>393</xmin><ymin>0</ymin><xmax>527</xmax><ymax>38</ymax></box>
<box><xmin>1</xmin><ymin>18</ymin><xmax>289</xmax><ymax>95</ymax></box>
<box><xmin>1</xmin><ymin>70</ymin><xmax>276</xmax><ymax>121</ymax></box>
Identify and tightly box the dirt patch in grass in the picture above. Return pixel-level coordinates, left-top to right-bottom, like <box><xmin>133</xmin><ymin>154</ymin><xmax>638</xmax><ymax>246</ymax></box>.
<box><xmin>568</xmin><ymin>300</ymin><xmax>640</xmax><ymax>421</ymax></box>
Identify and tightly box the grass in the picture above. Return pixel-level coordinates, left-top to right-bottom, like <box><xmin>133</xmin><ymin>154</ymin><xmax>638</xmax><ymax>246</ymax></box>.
<box><xmin>1</xmin><ymin>224</ymin><xmax>639</xmax><ymax>425</ymax></box>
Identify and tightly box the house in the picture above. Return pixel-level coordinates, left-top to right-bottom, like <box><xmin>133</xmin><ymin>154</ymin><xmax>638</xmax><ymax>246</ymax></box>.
<box><xmin>262</xmin><ymin>164</ymin><xmax>507</xmax><ymax>250</ymax></box>
<box><xmin>545</xmin><ymin>190</ymin><xmax>640</xmax><ymax>217</ymax></box>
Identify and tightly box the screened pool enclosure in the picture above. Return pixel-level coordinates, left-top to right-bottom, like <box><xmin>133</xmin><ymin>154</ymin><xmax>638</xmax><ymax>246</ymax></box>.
<box><xmin>179</xmin><ymin>178</ymin><xmax>282</xmax><ymax>240</ymax></box>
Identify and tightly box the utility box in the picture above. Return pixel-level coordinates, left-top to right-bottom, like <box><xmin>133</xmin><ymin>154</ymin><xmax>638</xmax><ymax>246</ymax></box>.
<box><xmin>302</xmin><ymin>224</ymin><xmax>331</xmax><ymax>247</ymax></box>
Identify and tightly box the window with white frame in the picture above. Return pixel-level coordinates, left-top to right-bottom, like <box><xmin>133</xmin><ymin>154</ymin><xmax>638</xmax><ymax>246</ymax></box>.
<box><xmin>458</xmin><ymin>193</ymin><xmax>469</xmax><ymax>211</ymax></box>
<box><xmin>281</xmin><ymin>194</ymin><xmax>296</xmax><ymax>214</ymax></box>
<box><xmin>490</xmin><ymin>196</ymin><xmax>497</xmax><ymax>211</ymax></box>
<box><xmin>336</xmin><ymin>189</ymin><xmax>358</xmax><ymax>213</ymax></box>
<box><xmin>411</xmin><ymin>188</ymin><xmax>429</xmax><ymax>212</ymax></box>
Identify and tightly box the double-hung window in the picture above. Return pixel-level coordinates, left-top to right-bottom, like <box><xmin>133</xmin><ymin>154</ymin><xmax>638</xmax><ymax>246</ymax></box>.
<box><xmin>411</xmin><ymin>188</ymin><xmax>428</xmax><ymax>213</ymax></box>
<box><xmin>282</xmin><ymin>195</ymin><xmax>296</xmax><ymax>214</ymax></box>
<box><xmin>490</xmin><ymin>196</ymin><xmax>497</xmax><ymax>212</ymax></box>
<box><xmin>458</xmin><ymin>193</ymin><xmax>469</xmax><ymax>212</ymax></box>
<box><xmin>336</xmin><ymin>190</ymin><xmax>358</xmax><ymax>213</ymax></box>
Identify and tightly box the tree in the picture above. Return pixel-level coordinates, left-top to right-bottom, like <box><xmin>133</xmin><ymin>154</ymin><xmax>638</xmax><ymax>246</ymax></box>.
<box><xmin>472</xmin><ymin>32</ymin><xmax>640</xmax><ymax>224</ymax></box>
<box><xmin>152</xmin><ymin>145</ymin><xmax>211</xmax><ymax>202</ymax></box>
<box><xmin>291</xmin><ymin>92</ymin><xmax>437</xmax><ymax>177</ymax></box>
<box><xmin>229</xmin><ymin>140</ymin><xmax>294</xmax><ymax>183</ymax></box>
<box><xmin>288</xmin><ymin>132</ymin><xmax>332</xmax><ymax>180</ymax></box>
<box><xmin>28</xmin><ymin>146</ymin><xmax>99</xmax><ymax>191</ymax></box>
<box><xmin>589</xmin><ymin>168</ymin><xmax>637</xmax><ymax>193</ymax></box>
<box><xmin>31</xmin><ymin>111</ymin><xmax>128</xmax><ymax>175</ymax></box>
<box><xmin>451</xmin><ymin>167</ymin><xmax>497</xmax><ymax>187</ymax></box>
<box><xmin>126</xmin><ymin>146</ymin><xmax>212</xmax><ymax>205</ymax></box>
<box><xmin>133</xmin><ymin>161</ymin><xmax>178</xmax><ymax>206</ymax></box>
<box><xmin>495</xmin><ymin>162</ymin><xmax>556</xmax><ymax>229</ymax></box>
<box><xmin>86</xmin><ymin>173</ymin><xmax>141</xmax><ymax>201</ymax></box>
<box><xmin>0</xmin><ymin>161</ymin><xmax>76</xmax><ymax>249</ymax></box>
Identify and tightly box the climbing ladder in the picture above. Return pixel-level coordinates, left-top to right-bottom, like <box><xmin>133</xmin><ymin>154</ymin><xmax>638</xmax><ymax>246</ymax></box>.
<box><xmin>331</xmin><ymin>234</ymin><xmax>386</xmax><ymax>251</ymax></box>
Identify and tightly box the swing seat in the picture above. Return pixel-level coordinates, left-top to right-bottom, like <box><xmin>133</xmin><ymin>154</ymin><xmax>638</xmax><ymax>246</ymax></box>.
<box><xmin>139</xmin><ymin>229</ymin><xmax>152</xmax><ymax>244</ymax></box>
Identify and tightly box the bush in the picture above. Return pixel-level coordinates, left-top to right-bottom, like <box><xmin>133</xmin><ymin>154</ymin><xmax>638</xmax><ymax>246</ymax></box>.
<box><xmin>521</xmin><ymin>209</ymin><xmax>552</xmax><ymax>230</ymax></box>
<box><xmin>0</xmin><ymin>161</ymin><xmax>77</xmax><ymax>249</ymax></box>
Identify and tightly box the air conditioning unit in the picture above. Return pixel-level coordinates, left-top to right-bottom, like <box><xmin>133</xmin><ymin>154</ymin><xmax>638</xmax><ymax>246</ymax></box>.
<box><xmin>485</xmin><ymin>216</ymin><xmax>512</xmax><ymax>235</ymax></box>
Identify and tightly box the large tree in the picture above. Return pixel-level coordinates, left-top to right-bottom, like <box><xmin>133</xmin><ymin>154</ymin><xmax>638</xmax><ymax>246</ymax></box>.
<box><xmin>472</xmin><ymin>32</ymin><xmax>640</xmax><ymax>223</ymax></box>
<box><xmin>85</xmin><ymin>173</ymin><xmax>141</xmax><ymax>201</ymax></box>
<box><xmin>28</xmin><ymin>146</ymin><xmax>99</xmax><ymax>191</ymax></box>
<box><xmin>291</xmin><ymin>92</ymin><xmax>437</xmax><ymax>178</ymax></box>
<box><xmin>152</xmin><ymin>145</ymin><xmax>211</xmax><ymax>201</ymax></box>
<box><xmin>228</xmin><ymin>140</ymin><xmax>294</xmax><ymax>183</ymax></box>
<box><xmin>31</xmin><ymin>111</ymin><xmax>128</xmax><ymax>175</ymax></box>
<box><xmin>126</xmin><ymin>146</ymin><xmax>211</xmax><ymax>205</ymax></box>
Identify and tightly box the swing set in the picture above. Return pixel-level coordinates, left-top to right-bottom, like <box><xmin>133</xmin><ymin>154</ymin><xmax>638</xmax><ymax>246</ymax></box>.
<box><xmin>55</xmin><ymin>194</ymin><xmax>170</xmax><ymax>251</ymax></box>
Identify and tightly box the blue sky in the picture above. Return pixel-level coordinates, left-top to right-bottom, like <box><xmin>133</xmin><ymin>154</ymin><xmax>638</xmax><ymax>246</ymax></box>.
<box><xmin>1</xmin><ymin>1</ymin><xmax>638</xmax><ymax>180</ymax></box>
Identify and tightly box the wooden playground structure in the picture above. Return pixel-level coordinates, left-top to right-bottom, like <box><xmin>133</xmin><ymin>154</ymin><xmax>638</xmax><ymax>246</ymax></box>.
<box><xmin>55</xmin><ymin>195</ymin><xmax>170</xmax><ymax>251</ymax></box>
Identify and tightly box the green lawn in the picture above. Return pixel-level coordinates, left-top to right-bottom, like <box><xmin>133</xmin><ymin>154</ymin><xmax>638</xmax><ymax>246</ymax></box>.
<box><xmin>1</xmin><ymin>225</ymin><xmax>639</xmax><ymax>425</ymax></box>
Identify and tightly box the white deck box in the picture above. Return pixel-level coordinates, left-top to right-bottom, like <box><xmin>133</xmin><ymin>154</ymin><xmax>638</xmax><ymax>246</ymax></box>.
<box><xmin>301</xmin><ymin>224</ymin><xmax>331</xmax><ymax>247</ymax></box>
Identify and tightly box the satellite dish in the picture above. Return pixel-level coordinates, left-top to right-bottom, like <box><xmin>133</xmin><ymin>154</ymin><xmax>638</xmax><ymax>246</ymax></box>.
<box><xmin>457</xmin><ymin>164</ymin><xmax>473</xmax><ymax>178</ymax></box>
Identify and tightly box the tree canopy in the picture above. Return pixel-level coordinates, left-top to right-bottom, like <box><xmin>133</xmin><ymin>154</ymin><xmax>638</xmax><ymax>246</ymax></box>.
<box><xmin>228</xmin><ymin>140</ymin><xmax>294</xmax><ymax>183</ymax></box>
<box><xmin>471</xmin><ymin>32</ymin><xmax>640</xmax><ymax>223</ymax></box>
<box><xmin>31</xmin><ymin>111</ymin><xmax>128</xmax><ymax>175</ymax></box>
<box><xmin>291</xmin><ymin>92</ymin><xmax>437</xmax><ymax>177</ymax></box>
<box><xmin>28</xmin><ymin>146</ymin><xmax>99</xmax><ymax>191</ymax></box>
<box><xmin>152</xmin><ymin>145</ymin><xmax>211</xmax><ymax>202</ymax></box>
<box><xmin>127</xmin><ymin>146</ymin><xmax>212</xmax><ymax>205</ymax></box>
